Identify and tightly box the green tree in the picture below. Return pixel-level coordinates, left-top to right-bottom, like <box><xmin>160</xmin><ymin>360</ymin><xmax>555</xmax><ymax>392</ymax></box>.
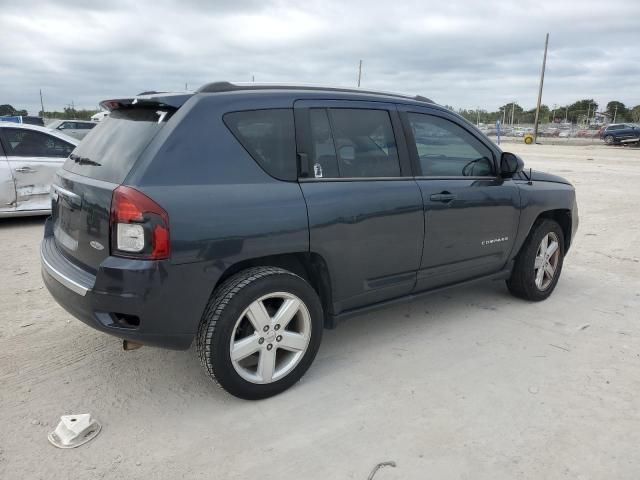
<box><xmin>562</xmin><ymin>99</ymin><xmax>597</xmax><ymax>124</ymax></box>
<box><xmin>606</xmin><ymin>101</ymin><xmax>628</xmax><ymax>122</ymax></box>
<box><xmin>0</xmin><ymin>104</ymin><xmax>17</xmax><ymax>116</ymax></box>
<box><xmin>630</xmin><ymin>105</ymin><xmax>640</xmax><ymax>123</ymax></box>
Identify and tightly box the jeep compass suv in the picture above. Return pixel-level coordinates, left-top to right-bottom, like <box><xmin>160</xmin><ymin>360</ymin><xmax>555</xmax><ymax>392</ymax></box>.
<box><xmin>41</xmin><ymin>82</ymin><xmax>578</xmax><ymax>399</ymax></box>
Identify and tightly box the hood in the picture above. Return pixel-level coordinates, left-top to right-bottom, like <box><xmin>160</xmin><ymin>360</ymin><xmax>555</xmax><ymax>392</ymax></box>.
<box><xmin>516</xmin><ymin>170</ymin><xmax>572</xmax><ymax>185</ymax></box>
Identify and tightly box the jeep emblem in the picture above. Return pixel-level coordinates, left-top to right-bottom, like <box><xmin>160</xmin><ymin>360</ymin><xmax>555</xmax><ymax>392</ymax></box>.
<box><xmin>89</xmin><ymin>240</ymin><xmax>104</xmax><ymax>251</ymax></box>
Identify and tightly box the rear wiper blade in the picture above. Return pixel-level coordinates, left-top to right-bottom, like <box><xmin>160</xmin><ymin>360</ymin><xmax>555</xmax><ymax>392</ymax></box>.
<box><xmin>70</xmin><ymin>153</ymin><xmax>101</xmax><ymax>166</ymax></box>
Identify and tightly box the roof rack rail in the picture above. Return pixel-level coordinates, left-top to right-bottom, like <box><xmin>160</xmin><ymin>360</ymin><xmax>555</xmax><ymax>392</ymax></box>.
<box><xmin>196</xmin><ymin>81</ymin><xmax>434</xmax><ymax>104</ymax></box>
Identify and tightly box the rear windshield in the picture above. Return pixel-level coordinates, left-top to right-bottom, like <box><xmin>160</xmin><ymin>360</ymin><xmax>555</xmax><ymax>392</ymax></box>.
<box><xmin>63</xmin><ymin>108</ymin><xmax>172</xmax><ymax>184</ymax></box>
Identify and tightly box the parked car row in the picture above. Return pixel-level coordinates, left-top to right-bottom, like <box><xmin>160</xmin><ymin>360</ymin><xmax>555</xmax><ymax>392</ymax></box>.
<box><xmin>478</xmin><ymin>123</ymin><xmax>639</xmax><ymax>145</ymax></box>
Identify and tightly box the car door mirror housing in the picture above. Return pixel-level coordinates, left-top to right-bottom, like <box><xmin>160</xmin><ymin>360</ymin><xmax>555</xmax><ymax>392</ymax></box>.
<box><xmin>500</xmin><ymin>152</ymin><xmax>524</xmax><ymax>177</ymax></box>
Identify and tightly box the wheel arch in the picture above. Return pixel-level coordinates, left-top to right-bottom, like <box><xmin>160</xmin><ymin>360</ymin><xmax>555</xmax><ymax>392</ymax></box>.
<box><xmin>213</xmin><ymin>252</ymin><xmax>335</xmax><ymax>328</ymax></box>
<box><xmin>536</xmin><ymin>209</ymin><xmax>573</xmax><ymax>252</ymax></box>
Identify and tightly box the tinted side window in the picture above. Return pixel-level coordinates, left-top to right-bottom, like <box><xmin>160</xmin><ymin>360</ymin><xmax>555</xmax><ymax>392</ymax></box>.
<box><xmin>224</xmin><ymin>109</ymin><xmax>296</xmax><ymax>181</ymax></box>
<box><xmin>308</xmin><ymin>109</ymin><xmax>339</xmax><ymax>178</ymax></box>
<box><xmin>0</xmin><ymin>128</ymin><xmax>74</xmax><ymax>157</ymax></box>
<box><xmin>308</xmin><ymin>108</ymin><xmax>400</xmax><ymax>178</ymax></box>
<box><xmin>408</xmin><ymin>113</ymin><xmax>494</xmax><ymax>177</ymax></box>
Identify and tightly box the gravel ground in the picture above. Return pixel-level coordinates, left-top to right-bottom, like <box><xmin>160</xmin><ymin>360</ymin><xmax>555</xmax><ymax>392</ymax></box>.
<box><xmin>1</xmin><ymin>143</ymin><xmax>639</xmax><ymax>480</ymax></box>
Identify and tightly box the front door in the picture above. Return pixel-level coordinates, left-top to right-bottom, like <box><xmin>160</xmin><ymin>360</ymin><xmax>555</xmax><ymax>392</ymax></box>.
<box><xmin>295</xmin><ymin>100</ymin><xmax>424</xmax><ymax>313</ymax></box>
<box><xmin>399</xmin><ymin>108</ymin><xmax>521</xmax><ymax>291</ymax></box>
<box><xmin>0</xmin><ymin>140</ymin><xmax>16</xmax><ymax>214</ymax></box>
<box><xmin>0</xmin><ymin>128</ymin><xmax>74</xmax><ymax>211</ymax></box>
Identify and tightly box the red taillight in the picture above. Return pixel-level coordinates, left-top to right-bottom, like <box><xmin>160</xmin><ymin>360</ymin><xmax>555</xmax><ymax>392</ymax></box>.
<box><xmin>110</xmin><ymin>186</ymin><xmax>170</xmax><ymax>260</ymax></box>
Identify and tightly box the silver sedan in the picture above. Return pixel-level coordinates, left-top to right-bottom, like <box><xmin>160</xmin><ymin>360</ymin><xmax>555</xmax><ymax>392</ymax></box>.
<box><xmin>0</xmin><ymin>122</ymin><xmax>78</xmax><ymax>217</ymax></box>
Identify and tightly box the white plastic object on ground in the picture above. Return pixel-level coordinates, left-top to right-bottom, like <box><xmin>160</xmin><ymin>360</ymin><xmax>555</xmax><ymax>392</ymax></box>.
<box><xmin>48</xmin><ymin>414</ymin><xmax>101</xmax><ymax>448</ymax></box>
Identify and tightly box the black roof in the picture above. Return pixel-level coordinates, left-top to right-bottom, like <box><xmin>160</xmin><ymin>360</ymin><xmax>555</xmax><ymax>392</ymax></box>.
<box><xmin>197</xmin><ymin>81</ymin><xmax>434</xmax><ymax>104</ymax></box>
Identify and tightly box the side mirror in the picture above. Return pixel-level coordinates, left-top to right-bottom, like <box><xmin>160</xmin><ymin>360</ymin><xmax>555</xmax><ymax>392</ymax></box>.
<box><xmin>500</xmin><ymin>152</ymin><xmax>524</xmax><ymax>177</ymax></box>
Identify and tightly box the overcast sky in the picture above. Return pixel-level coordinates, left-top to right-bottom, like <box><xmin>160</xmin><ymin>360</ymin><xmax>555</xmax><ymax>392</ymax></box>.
<box><xmin>2</xmin><ymin>0</ymin><xmax>639</xmax><ymax>114</ymax></box>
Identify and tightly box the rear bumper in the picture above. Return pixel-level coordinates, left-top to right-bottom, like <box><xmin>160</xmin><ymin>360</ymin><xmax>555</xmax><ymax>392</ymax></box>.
<box><xmin>40</xmin><ymin>218</ymin><xmax>211</xmax><ymax>350</ymax></box>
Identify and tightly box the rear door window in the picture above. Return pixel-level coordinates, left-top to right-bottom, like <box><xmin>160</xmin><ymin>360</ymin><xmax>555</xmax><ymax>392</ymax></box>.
<box><xmin>0</xmin><ymin>128</ymin><xmax>74</xmax><ymax>157</ymax></box>
<box><xmin>224</xmin><ymin>109</ymin><xmax>296</xmax><ymax>181</ymax></box>
<box><xmin>308</xmin><ymin>108</ymin><xmax>400</xmax><ymax>178</ymax></box>
<box><xmin>63</xmin><ymin>108</ymin><xmax>172</xmax><ymax>184</ymax></box>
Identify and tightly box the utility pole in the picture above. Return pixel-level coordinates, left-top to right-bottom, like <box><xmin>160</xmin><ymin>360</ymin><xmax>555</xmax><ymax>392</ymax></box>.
<box><xmin>565</xmin><ymin>107</ymin><xmax>568</xmax><ymax>123</ymax></box>
<box><xmin>502</xmin><ymin>106</ymin><xmax>506</xmax><ymax>125</ymax></box>
<box><xmin>476</xmin><ymin>107</ymin><xmax>480</xmax><ymax>126</ymax></box>
<box><xmin>613</xmin><ymin>104</ymin><xmax>618</xmax><ymax>123</ymax></box>
<box><xmin>185</xmin><ymin>83</ymin><xmax>188</xmax><ymax>90</ymax></box>
<box><xmin>39</xmin><ymin>89</ymin><xmax>45</xmax><ymax>118</ymax></box>
<box><xmin>586</xmin><ymin>102</ymin><xmax>591</xmax><ymax>127</ymax></box>
<box><xmin>533</xmin><ymin>33</ymin><xmax>549</xmax><ymax>143</ymax></box>
<box><xmin>510</xmin><ymin>101</ymin><xmax>515</xmax><ymax>126</ymax></box>
<box><xmin>357</xmin><ymin>60</ymin><xmax>362</xmax><ymax>88</ymax></box>
<box><xmin>252</xmin><ymin>75</ymin><xmax>255</xmax><ymax>83</ymax></box>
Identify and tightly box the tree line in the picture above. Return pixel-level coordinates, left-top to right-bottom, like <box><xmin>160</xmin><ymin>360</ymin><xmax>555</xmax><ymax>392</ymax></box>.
<box><xmin>452</xmin><ymin>100</ymin><xmax>640</xmax><ymax>126</ymax></box>
<box><xmin>0</xmin><ymin>104</ymin><xmax>99</xmax><ymax>120</ymax></box>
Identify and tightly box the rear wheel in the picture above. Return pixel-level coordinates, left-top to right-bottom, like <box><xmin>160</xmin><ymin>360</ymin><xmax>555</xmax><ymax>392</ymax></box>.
<box><xmin>197</xmin><ymin>267</ymin><xmax>323</xmax><ymax>400</ymax></box>
<box><xmin>506</xmin><ymin>219</ymin><xmax>564</xmax><ymax>301</ymax></box>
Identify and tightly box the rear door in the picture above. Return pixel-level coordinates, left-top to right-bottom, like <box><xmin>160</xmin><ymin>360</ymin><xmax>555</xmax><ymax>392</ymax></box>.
<box><xmin>52</xmin><ymin>107</ymin><xmax>173</xmax><ymax>272</ymax></box>
<box><xmin>398</xmin><ymin>106</ymin><xmax>521</xmax><ymax>291</ymax></box>
<box><xmin>621</xmin><ymin>124</ymin><xmax>640</xmax><ymax>142</ymax></box>
<box><xmin>295</xmin><ymin>100</ymin><xmax>424</xmax><ymax>313</ymax></box>
<box><xmin>0</xmin><ymin>127</ymin><xmax>73</xmax><ymax>212</ymax></box>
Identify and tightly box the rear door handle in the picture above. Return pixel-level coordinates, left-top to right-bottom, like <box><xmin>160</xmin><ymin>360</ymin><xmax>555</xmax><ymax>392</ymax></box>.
<box><xmin>15</xmin><ymin>167</ymin><xmax>35</xmax><ymax>173</ymax></box>
<box><xmin>430</xmin><ymin>193</ymin><xmax>457</xmax><ymax>202</ymax></box>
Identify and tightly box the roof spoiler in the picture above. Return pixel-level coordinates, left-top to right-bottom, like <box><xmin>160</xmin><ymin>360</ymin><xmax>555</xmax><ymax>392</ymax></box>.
<box><xmin>99</xmin><ymin>93</ymin><xmax>192</xmax><ymax>112</ymax></box>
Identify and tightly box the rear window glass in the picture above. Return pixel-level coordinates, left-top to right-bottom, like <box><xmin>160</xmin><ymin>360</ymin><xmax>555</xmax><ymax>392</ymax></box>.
<box><xmin>63</xmin><ymin>108</ymin><xmax>171</xmax><ymax>184</ymax></box>
<box><xmin>223</xmin><ymin>109</ymin><xmax>296</xmax><ymax>181</ymax></box>
<box><xmin>0</xmin><ymin>128</ymin><xmax>74</xmax><ymax>157</ymax></box>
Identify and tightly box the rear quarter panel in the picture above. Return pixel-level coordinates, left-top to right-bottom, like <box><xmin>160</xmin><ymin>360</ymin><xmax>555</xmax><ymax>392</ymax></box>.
<box><xmin>126</xmin><ymin>93</ymin><xmax>309</xmax><ymax>323</ymax></box>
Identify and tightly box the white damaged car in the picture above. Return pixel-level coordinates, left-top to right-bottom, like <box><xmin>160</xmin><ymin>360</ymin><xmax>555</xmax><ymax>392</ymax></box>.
<box><xmin>0</xmin><ymin>122</ymin><xmax>77</xmax><ymax>217</ymax></box>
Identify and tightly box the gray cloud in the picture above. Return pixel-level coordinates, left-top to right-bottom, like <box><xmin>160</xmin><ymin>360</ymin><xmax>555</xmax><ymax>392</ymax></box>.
<box><xmin>2</xmin><ymin>0</ymin><xmax>639</xmax><ymax>114</ymax></box>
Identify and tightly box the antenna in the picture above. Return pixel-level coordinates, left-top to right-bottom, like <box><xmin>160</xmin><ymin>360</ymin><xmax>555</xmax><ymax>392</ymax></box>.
<box><xmin>39</xmin><ymin>89</ymin><xmax>45</xmax><ymax>118</ymax></box>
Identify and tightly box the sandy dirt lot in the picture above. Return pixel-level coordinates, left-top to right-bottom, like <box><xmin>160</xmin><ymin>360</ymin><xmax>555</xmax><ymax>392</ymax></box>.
<box><xmin>1</xmin><ymin>144</ymin><xmax>639</xmax><ymax>480</ymax></box>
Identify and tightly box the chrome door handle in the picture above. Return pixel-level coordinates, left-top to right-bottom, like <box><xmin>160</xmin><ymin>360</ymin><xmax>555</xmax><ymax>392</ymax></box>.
<box><xmin>430</xmin><ymin>193</ymin><xmax>457</xmax><ymax>202</ymax></box>
<box><xmin>15</xmin><ymin>167</ymin><xmax>35</xmax><ymax>173</ymax></box>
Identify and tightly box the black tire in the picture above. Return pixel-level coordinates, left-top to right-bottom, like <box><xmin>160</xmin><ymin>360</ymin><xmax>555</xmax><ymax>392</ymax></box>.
<box><xmin>506</xmin><ymin>218</ymin><xmax>565</xmax><ymax>301</ymax></box>
<box><xmin>196</xmin><ymin>267</ymin><xmax>323</xmax><ymax>400</ymax></box>
<box><xmin>604</xmin><ymin>135</ymin><xmax>614</xmax><ymax>145</ymax></box>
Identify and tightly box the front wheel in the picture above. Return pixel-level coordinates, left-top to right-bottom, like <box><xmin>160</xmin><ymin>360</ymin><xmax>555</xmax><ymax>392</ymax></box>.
<box><xmin>197</xmin><ymin>267</ymin><xmax>323</xmax><ymax>400</ymax></box>
<box><xmin>604</xmin><ymin>135</ymin><xmax>615</xmax><ymax>145</ymax></box>
<box><xmin>507</xmin><ymin>219</ymin><xmax>565</xmax><ymax>301</ymax></box>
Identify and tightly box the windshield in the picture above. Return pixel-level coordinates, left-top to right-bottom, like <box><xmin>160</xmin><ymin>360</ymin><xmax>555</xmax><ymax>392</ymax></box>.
<box><xmin>63</xmin><ymin>108</ymin><xmax>172</xmax><ymax>184</ymax></box>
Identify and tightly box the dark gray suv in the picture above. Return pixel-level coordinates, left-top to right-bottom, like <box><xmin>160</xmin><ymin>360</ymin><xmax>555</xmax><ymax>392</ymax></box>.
<box><xmin>41</xmin><ymin>82</ymin><xmax>578</xmax><ymax>399</ymax></box>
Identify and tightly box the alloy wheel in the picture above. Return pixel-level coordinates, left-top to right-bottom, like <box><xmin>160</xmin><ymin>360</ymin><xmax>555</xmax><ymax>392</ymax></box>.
<box><xmin>534</xmin><ymin>232</ymin><xmax>560</xmax><ymax>291</ymax></box>
<box><xmin>229</xmin><ymin>292</ymin><xmax>311</xmax><ymax>384</ymax></box>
